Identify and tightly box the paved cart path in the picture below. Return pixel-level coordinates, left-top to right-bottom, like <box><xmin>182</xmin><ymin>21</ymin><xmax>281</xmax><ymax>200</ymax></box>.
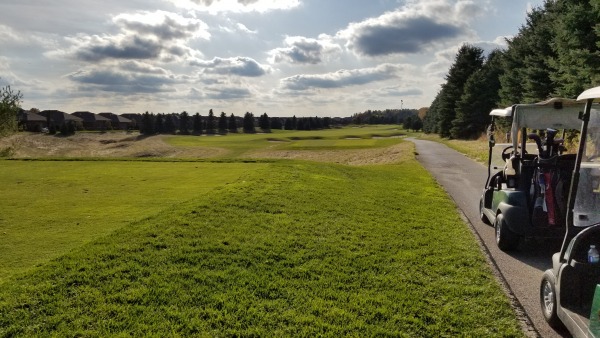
<box><xmin>409</xmin><ymin>139</ymin><xmax>569</xmax><ymax>338</ymax></box>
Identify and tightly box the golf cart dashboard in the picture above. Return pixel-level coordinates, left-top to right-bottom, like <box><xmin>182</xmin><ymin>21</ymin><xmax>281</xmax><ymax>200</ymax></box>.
<box><xmin>565</xmin><ymin>225</ymin><xmax>600</xmax><ymax>265</ymax></box>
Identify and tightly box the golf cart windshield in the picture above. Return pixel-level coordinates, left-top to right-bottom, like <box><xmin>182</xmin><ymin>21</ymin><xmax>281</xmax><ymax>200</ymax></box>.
<box><xmin>490</xmin><ymin>98</ymin><xmax>584</xmax><ymax>157</ymax></box>
<box><xmin>574</xmin><ymin>107</ymin><xmax>600</xmax><ymax>227</ymax></box>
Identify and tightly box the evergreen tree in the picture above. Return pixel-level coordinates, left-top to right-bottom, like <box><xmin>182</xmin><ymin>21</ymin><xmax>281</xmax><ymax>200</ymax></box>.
<box><xmin>259</xmin><ymin>113</ymin><xmax>270</xmax><ymax>131</ymax></box>
<box><xmin>296</xmin><ymin>118</ymin><xmax>305</xmax><ymax>130</ymax></box>
<box><xmin>403</xmin><ymin>116</ymin><xmax>413</xmax><ymax>130</ymax></box>
<box><xmin>499</xmin><ymin>34</ymin><xmax>527</xmax><ymax>106</ymax></box>
<box><xmin>437</xmin><ymin>44</ymin><xmax>484</xmax><ymax>138</ymax></box>
<box><xmin>179</xmin><ymin>111</ymin><xmax>190</xmax><ymax>135</ymax></box>
<box><xmin>67</xmin><ymin>121</ymin><xmax>76</xmax><ymax>135</ymax></box>
<box><xmin>291</xmin><ymin>115</ymin><xmax>297</xmax><ymax>130</ymax></box>
<box><xmin>521</xmin><ymin>4</ymin><xmax>558</xmax><ymax>102</ymax></box>
<box><xmin>423</xmin><ymin>90</ymin><xmax>441</xmax><ymax>134</ymax></box>
<box><xmin>192</xmin><ymin>113</ymin><xmax>202</xmax><ymax>135</ymax></box>
<box><xmin>499</xmin><ymin>3</ymin><xmax>558</xmax><ymax>105</ymax></box>
<box><xmin>164</xmin><ymin>114</ymin><xmax>176</xmax><ymax>134</ymax></box>
<box><xmin>243</xmin><ymin>112</ymin><xmax>255</xmax><ymax>133</ymax></box>
<box><xmin>155</xmin><ymin>114</ymin><xmax>164</xmax><ymax>134</ymax></box>
<box><xmin>60</xmin><ymin>122</ymin><xmax>69</xmax><ymax>136</ymax></box>
<box><xmin>141</xmin><ymin>111</ymin><xmax>154</xmax><ymax>135</ymax></box>
<box><xmin>270</xmin><ymin>117</ymin><xmax>283</xmax><ymax>130</ymax></box>
<box><xmin>306</xmin><ymin>118</ymin><xmax>313</xmax><ymax>130</ymax></box>
<box><xmin>228</xmin><ymin>113</ymin><xmax>238</xmax><ymax>133</ymax></box>
<box><xmin>551</xmin><ymin>0</ymin><xmax>600</xmax><ymax>97</ymax></box>
<box><xmin>206</xmin><ymin>109</ymin><xmax>216</xmax><ymax>134</ymax></box>
<box><xmin>284</xmin><ymin>118</ymin><xmax>294</xmax><ymax>130</ymax></box>
<box><xmin>451</xmin><ymin>50</ymin><xmax>504</xmax><ymax>139</ymax></box>
<box><xmin>314</xmin><ymin>116</ymin><xmax>323</xmax><ymax>129</ymax></box>
<box><xmin>411</xmin><ymin>117</ymin><xmax>423</xmax><ymax>132</ymax></box>
<box><xmin>218</xmin><ymin>112</ymin><xmax>228</xmax><ymax>134</ymax></box>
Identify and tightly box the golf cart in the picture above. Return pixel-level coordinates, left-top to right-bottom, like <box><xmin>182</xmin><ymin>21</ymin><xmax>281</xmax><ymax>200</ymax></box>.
<box><xmin>540</xmin><ymin>86</ymin><xmax>600</xmax><ymax>337</ymax></box>
<box><xmin>480</xmin><ymin>97</ymin><xmax>586</xmax><ymax>251</ymax></box>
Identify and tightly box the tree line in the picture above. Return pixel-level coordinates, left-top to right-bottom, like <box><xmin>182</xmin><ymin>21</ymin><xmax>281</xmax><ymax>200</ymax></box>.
<box><xmin>424</xmin><ymin>0</ymin><xmax>599</xmax><ymax>139</ymax></box>
<box><xmin>351</xmin><ymin>108</ymin><xmax>422</xmax><ymax>131</ymax></box>
<box><xmin>139</xmin><ymin>110</ymin><xmax>334</xmax><ymax>135</ymax></box>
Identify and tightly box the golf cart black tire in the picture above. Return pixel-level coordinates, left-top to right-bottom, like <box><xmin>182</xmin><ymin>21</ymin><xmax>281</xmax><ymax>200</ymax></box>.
<box><xmin>479</xmin><ymin>197</ymin><xmax>490</xmax><ymax>225</ymax></box>
<box><xmin>540</xmin><ymin>270</ymin><xmax>563</xmax><ymax>329</ymax></box>
<box><xmin>495</xmin><ymin>213</ymin><xmax>519</xmax><ymax>251</ymax></box>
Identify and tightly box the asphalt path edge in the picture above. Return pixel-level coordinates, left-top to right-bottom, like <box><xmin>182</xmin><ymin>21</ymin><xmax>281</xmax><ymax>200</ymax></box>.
<box><xmin>409</xmin><ymin>139</ymin><xmax>541</xmax><ymax>337</ymax></box>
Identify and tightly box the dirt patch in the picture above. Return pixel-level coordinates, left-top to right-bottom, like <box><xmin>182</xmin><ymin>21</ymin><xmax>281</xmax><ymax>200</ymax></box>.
<box><xmin>0</xmin><ymin>132</ymin><xmax>412</xmax><ymax>165</ymax></box>
<box><xmin>246</xmin><ymin>141</ymin><xmax>413</xmax><ymax>166</ymax></box>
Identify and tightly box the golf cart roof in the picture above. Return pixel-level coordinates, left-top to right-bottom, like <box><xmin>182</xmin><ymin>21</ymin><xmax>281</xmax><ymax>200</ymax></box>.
<box><xmin>490</xmin><ymin>107</ymin><xmax>512</xmax><ymax>118</ymax></box>
<box><xmin>491</xmin><ymin>98</ymin><xmax>584</xmax><ymax>130</ymax></box>
<box><xmin>577</xmin><ymin>86</ymin><xmax>600</xmax><ymax>102</ymax></box>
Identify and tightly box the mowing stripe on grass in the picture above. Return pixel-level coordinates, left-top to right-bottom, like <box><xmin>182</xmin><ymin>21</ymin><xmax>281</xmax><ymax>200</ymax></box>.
<box><xmin>0</xmin><ymin>160</ymin><xmax>524</xmax><ymax>337</ymax></box>
<box><xmin>0</xmin><ymin>160</ymin><xmax>266</xmax><ymax>283</ymax></box>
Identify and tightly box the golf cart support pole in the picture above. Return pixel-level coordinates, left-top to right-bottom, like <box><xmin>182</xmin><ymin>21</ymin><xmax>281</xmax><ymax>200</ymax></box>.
<box><xmin>485</xmin><ymin>117</ymin><xmax>496</xmax><ymax>188</ymax></box>
<box><xmin>561</xmin><ymin>97</ymin><xmax>593</xmax><ymax>259</ymax></box>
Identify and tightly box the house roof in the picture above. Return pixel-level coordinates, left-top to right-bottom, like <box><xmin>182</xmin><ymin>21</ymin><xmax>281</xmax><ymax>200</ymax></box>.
<box><xmin>72</xmin><ymin>111</ymin><xmax>111</xmax><ymax>122</ymax></box>
<box><xmin>121</xmin><ymin>113</ymin><xmax>142</xmax><ymax>122</ymax></box>
<box><xmin>41</xmin><ymin>110</ymin><xmax>84</xmax><ymax>122</ymax></box>
<box><xmin>20</xmin><ymin>111</ymin><xmax>46</xmax><ymax>122</ymax></box>
<box><xmin>99</xmin><ymin>112</ymin><xmax>133</xmax><ymax>123</ymax></box>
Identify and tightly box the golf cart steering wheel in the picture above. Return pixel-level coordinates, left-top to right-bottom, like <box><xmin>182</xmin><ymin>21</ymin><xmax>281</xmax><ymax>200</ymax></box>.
<box><xmin>501</xmin><ymin>145</ymin><xmax>526</xmax><ymax>161</ymax></box>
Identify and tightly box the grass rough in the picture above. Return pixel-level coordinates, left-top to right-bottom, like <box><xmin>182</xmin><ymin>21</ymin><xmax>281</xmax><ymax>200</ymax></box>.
<box><xmin>0</xmin><ymin>159</ymin><xmax>524</xmax><ymax>337</ymax></box>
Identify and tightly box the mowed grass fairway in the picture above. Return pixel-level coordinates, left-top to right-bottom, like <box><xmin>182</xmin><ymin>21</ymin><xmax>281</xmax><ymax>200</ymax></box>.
<box><xmin>0</xmin><ymin>131</ymin><xmax>524</xmax><ymax>337</ymax></box>
<box><xmin>0</xmin><ymin>160</ymin><xmax>266</xmax><ymax>283</ymax></box>
<box><xmin>164</xmin><ymin>126</ymin><xmax>405</xmax><ymax>157</ymax></box>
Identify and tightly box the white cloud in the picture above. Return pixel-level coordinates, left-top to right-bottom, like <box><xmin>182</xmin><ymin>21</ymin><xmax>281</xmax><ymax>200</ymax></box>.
<box><xmin>472</xmin><ymin>37</ymin><xmax>509</xmax><ymax>54</ymax></box>
<box><xmin>268</xmin><ymin>35</ymin><xmax>342</xmax><ymax>65</ymax></box>
<box><xmin>168</xmin><ymin>0</ymin><xmax>300</xmax><ymax>13</ymax></box>
<box><xmin>114</xmin><ymin>10</ymin><xmax>210</xmax><ymax>40</ymax></box>
<box><xmin>424</xmin><ymin>45</ymin><xmax>458</xmax><ymax>76</ymax></box>
<box><xmin>191</xmin><ymin>56</ymin><xmax>272</xmax><ymax>77</ymax></box>
<box><xmin>337</xmin><ymin>0</ymin><xmax>487</xmax><ymax>57</ymax></box>
<box><xmin>0</xmin><ymin>24</ymin><xmax>20</xmax><ymax>43</ymax></box>
<box><xmin>47</xmin><ymin>11</ymin><xmax>208</xmax><ymax>63</ymax></box>
<box><xmin>119</xmin><ymin>60</ymin><xmax>171</xmax><ymax>75</ymax></box>
<box><xmin>236</xmin><ymin>23</ymin><xmax>256</xmax><ymax>34</ymax></box>
<box><xmin>65</xmin><ymin>62</ymin><xmax>183</xmax><ymax>94</ymax></box>
<box><xmin>218</xmin><ymin>20</ymin><xmax>257</xmax><ymax>34</ymax></box>
<box><xmin>371</xmin><ymin>85</ymin><xmax>423</xmax><ymax>98</ymax></box>
<box><xmin>280</xmin><ymin>64</ymin><xmax>403</xmax><ymax>91</ymax></box>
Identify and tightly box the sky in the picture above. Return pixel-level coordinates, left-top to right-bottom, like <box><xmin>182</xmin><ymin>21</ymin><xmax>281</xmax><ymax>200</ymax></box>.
<box><xmin>0</xmin><ymin>0</ymin><xmax>544</xmax><ymax>117</ymax></box>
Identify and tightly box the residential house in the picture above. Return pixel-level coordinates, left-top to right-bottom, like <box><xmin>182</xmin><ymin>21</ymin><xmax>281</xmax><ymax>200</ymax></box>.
<box><xmin>40</xmin><ymin>110</ymin><xmax>84</xmax><ymax>130</ymax></box>
<box><xmin>121</xmin><ymin>113</ymin><xmax>143</xmax><ymax>130</ymax></box>
<box><xmin>98</xmin><ymin>112</ymin><xmax>134</xmax><ymax>130</ymax></box>
<box><xmin>72</xmin><ymin>111</ymin><xmax>111</xmax><ymax>131</ymax></box>
<box><xmin>18</xmin><ymin>109</ymin><xmax>47</xmax><ymax>132</ymax></box>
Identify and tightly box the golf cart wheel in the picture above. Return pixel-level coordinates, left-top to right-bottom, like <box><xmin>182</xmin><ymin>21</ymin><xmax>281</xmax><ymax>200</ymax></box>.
<box><xmin>494</xmin><ymin>213</ymin><xmax>519</xmax><ymax>251</ymax></box>
<box><xmin>479</xmin><ymin>197</ymin><xmax>490</xmax><ymax>225</ymax></box>
<box><xmin>540</xmin><ymin>270</ymin><xmax>562</xmax><ymax>328</ymax></box>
